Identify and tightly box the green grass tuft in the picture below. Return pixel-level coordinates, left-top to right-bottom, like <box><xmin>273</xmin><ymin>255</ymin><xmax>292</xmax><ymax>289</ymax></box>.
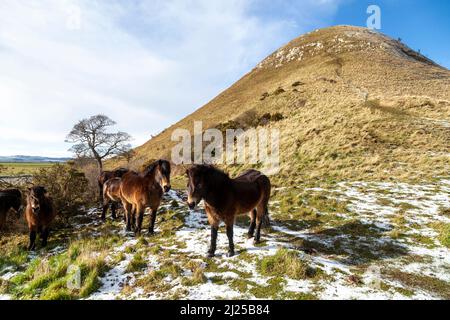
<box><xmin>258</xmin><ymin>248</ymin><xmax>316</xmax><ymax>280</ymax></box>
<box><xmin>126</xmin><ymin>253</ymin><xmax>147</xmax><ymax>273</ymax></box>
<box><xmin>438</xmin><ymin>223</ymin><xmax>450</xmax><ymax>248</ymax></box>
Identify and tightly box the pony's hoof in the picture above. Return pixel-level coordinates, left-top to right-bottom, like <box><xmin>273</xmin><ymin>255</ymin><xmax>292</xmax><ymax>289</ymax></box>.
<box><xmin>227</xmin><ymin>251</ymin><xmax>235</xmax><ymax>257</ymax></box>
<box><xmin>247</xmin><ymin>234</ymin><xmax>254</xmax><ymax>239</ymax></box>
<box><xmin>206</xmin><ymin>252</ymin><xmax>215</xmax><ymax>258</ymax></box>
<box><xmin>253</xmin><ymin>239</ymin><xmax>261</xmax><ymax>245</ymax></box>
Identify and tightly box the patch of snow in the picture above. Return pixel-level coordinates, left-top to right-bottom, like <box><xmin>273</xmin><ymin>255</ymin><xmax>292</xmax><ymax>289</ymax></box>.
<box><xmin>185</xmin><ymin>281</ymin><xmax>243</xmax><ymax>299</ymax></box>
<box><xmin>87</xmin><ymin>239</ymin><xmax>139</xmax><ymax>300</ymax></box>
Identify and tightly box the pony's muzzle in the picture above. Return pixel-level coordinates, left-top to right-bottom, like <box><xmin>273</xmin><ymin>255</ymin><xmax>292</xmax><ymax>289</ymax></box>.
<box><xmin>187</xmin><ymin>201</ymin><xmax>196</xmax><ymax>210</ymax></box>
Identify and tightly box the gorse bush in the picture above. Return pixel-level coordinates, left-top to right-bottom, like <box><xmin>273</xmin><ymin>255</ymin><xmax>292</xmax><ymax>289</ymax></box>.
<box><xmin>215</xmin><ymin>110</ymin><xmax>285</xmax><ymax>132</ymax></box>
<box><xmin>273</xmin><ymin>87</ymin><xmax>286</xmax><ymax>95</ymax></box>
<box><xmin>75</xmin><ymin>161</ymin><xmax>102</xmax><ymax>201</ymax></box>
<box><xmin>234</xmin><ymin>109</ymin><xmax>258</xmax><ymax>127</ymax></box>
<box><xmin>32</xmin><ymin>163</ymin><xmax>93</xmax><ymax>223</ymax></box>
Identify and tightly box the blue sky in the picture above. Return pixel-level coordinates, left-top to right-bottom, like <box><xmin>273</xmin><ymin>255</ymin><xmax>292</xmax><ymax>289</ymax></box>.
<box><xmin>0</xmin><ymin>0</ymin><xmax>448</xmax><ymax>157</ymax></box>
<box><xmin>333</xmin><ymin>0</ymin><xmax>450</xmax><ymax>68</ymax></box>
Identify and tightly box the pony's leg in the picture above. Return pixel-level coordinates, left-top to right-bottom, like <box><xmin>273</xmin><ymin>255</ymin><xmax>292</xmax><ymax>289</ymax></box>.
<box><xmin>123</xmin><ymin>202</ymin><xmax>132</xmax><ymax>231</ymax></box>
<box><xmin>226</xmin><ymin>223</ymin><xmax>235</xmax><ymax>257</ymax></box>
<box><xmin>207</xmin><ymin>224</ymin><xmax>219</xmax><ymax>258</ymax></box>
<box><xmin>135</xmin><ymin>206</ymin><xmax>144</xmax><ymax>236</ymax></box>
<box><xmin>111</xmin><ymin>202</ymin><xmax>118</xmax><ymax>220</ymax></box>
<box><xmin>37</xmin><ymin>227</ymin><xmax>44</xmax><ymax>247</ymax></box>
<box><xmin>0</xmin><ymin>211</ymin><xmax>6</xmax><ymax>231</ymax></box>
<box><xmin>247</xmin><ymin>209</ymin><xmax>257</xmax><ymax>239</ymax></box>
<box><xmin>254</xmin><ymin>204</ymin><xmax>265</xmax><ymax>244</ymax></box>
<box><xmin>28</xmin><ymin>230</ymin><xmax>37</xmax><ymax>251</ymax></box>
<box><xmin>101</xmin><ymin>199</ymin><xmax>109</xmax><ymax>220</ymax></box>
<box><xmin>41</xmin><ymin>227</ymin><xmax>49</xmax><ymax>247</ymax></box>
<box><xmin>254</xmin><ymin>218</ymin><xmax>262</xmax><ymax>244</ymax></box>
<box><xmin>122</xmin><ymin>204</ymin><xmax>127</xmax><ymax>222</ymax></box>
<box><xmin>131</xmin><ymin>205</ymin><xmax>137</xmax><ymax>231</ymax></box>
<box><xmin>98</xmin><ymin>183</ymin><xmax>104</xmax><ymax>204</ymax></box>
<box><xmin>148</xmin><ymin>207</ymin><xmax>158</xmax><ymax>234</ymax></box>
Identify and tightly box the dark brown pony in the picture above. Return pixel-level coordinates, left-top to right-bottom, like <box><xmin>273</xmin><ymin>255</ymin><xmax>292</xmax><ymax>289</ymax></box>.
<box><xmin>0</xmin><ymin>189</ymin><xmax>22</xmax><ymax>231</ymax></box>
<box><xmin>97</xmin><ymin>168</ymin><xmax>129</xmax><ymax>203</ymax></box>
<box><xmin>120</xmin><ymin>160</ymin><xmax>171</xmax><ymax>235</ymax></box>
<box><xmin>102</xmin><ymin>177</ymin><xmax>125</xmax><ymax>220</ymax></box>
<box><xmin>186</xmin><ymin>165</ymin><xmax>271</xmax><ymax>257</ymax></box>
<box><xmin>25</xmin><ymin>186</ymin><xmax>57</xmax><ymax>250</ymax></box>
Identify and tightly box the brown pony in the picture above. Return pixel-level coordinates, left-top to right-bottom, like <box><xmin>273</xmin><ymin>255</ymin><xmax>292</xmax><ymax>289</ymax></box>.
<box><xmin>102</xmin><ymin>177</ymin><xmax>125</xmax><ymax>220</ymax></box>
<box><xmin>0</xmin><ymin>189</ymin><xmax>22</xmax><ymax>231</ymax></box>
<box><xmin>25</xmin><ymin>186</ymin><xmax>57</xmax><ymax>250</ymax></box>
<box><xmin>97</xmin><ymin>168</ymin><xmax>129</xmax><ymax>203</ymax></box>
<box><xmin>120</xmin><ymin>160</ymin><xmax>171</xmax><ymax>235</ymax></box>
<box><xmin>186</xmin><ymin>165</ymin><xmax>271</xmax><ymax>257</ymax></box>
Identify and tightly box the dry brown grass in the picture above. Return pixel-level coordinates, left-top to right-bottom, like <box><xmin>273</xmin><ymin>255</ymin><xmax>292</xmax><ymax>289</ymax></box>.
<box><xmin>108</xmin><ymin>25</ymin><xmax>450</xmax><ymax>184</ymax></box>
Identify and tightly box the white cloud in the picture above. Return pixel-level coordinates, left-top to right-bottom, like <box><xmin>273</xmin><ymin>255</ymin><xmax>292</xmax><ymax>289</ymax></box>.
<box><xmin>0</xmin><ymin>0</ymin><xmax>340</xmax><ymax>157</ymax></box>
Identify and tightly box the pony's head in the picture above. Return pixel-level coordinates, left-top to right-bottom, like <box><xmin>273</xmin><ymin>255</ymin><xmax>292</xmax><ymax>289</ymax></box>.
<box><xmin>185</xmin><ymin>165</ymin><xmax>228</xmax><ymax>209</ymax></box>
<box><xmin>27</xmin><ymin>186</ymin><xmax>47</xmax><ymax>215</ymax></box>
<box><xmin>159</xmin><ymin>160</ymin><xmax>171</xmax><ymax>192</ymax></box>
<box><xmin>186</xmin><ymin>165</ymin><xmax>207</xmax><ymax>209</ymax></box>
<box><xmin>148</xmin><ymin>160</ymin><xmax>171</xmax><ymax>192</ymax></box>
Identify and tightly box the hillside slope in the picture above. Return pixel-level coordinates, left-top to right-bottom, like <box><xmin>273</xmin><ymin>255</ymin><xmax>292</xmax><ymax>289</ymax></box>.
<box><xmin>112</xmin><ymin>25</ymin><xmax>450</xmax><ymax>184</ymax></box>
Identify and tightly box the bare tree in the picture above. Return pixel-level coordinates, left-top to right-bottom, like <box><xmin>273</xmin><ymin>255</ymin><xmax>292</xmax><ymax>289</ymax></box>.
<box><xmin>65</xmin><ymin>115</ymin><xmax>132</xmax><ymax>173</ymax></box>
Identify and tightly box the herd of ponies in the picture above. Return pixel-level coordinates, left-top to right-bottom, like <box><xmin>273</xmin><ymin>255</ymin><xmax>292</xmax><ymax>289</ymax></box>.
<box><xmin>0</xmin><ymin>160</ymin><xmax>271</xmax><ymax>258</ymax></box>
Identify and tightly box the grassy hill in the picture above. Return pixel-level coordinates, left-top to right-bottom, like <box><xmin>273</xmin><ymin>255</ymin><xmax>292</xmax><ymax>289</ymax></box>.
<box><xmin>110</xmin><ymin>25</ymin><xmax>450</xmax><ymax>185</ymax></box>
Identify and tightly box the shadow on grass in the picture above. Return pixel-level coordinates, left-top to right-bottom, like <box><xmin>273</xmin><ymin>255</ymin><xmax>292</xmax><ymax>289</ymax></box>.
<box><xmin>273</xmin><ymin>219</ymin><xmax>409</xmax><ymax>266</ymax></box>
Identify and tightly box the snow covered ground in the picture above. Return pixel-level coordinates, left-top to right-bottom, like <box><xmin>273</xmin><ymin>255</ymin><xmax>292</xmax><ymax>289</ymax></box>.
<box><xmin>1</xmin><ymin>180</ymin><xmax>449</xmax><ymax>299</ymax></box>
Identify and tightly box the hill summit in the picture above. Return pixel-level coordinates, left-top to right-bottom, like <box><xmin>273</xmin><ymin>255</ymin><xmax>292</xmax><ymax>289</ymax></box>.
<box><xmin>114</xmin><ymin>25</ymin><xmax>450</xmax><ymax>184</ymax></box>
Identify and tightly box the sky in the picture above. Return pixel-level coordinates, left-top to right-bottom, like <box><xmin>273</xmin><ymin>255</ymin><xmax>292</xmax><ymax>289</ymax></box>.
<box><xmin>0</xmin><ymin>0</ymin><xmax>448</xmax><ymax>157</ymax></box>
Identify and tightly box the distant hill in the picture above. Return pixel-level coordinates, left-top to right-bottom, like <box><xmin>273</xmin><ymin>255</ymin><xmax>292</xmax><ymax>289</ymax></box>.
<box><xmin>110</xmin><ymin>25</ymin><xmax>450</xmax><ymax>183</ymax></box>
<box><xmin>0</xmin><ymin>155</ymin><xmax>71</xmax><ymax>163</ymax></box>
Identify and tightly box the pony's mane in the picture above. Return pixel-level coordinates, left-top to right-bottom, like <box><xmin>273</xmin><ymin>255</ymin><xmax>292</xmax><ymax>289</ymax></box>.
<box><xmin>142</xmin><ymin>161</ymin><xmax>159</xmax><ymax>176</ymax></box>
<box><xmin>193</xmin><ymin>164</ymin><xmax>230</xmax><ymax>182</ymax></box>
<box><xmin>30</xmin><ymin>186</ymin><xmax>46</xmax><ymax>198</ymax></box>
<box><xmin>141</xmin><ymin>159</ymin><xmax>171</xmax><ymax>178</ymax></box>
